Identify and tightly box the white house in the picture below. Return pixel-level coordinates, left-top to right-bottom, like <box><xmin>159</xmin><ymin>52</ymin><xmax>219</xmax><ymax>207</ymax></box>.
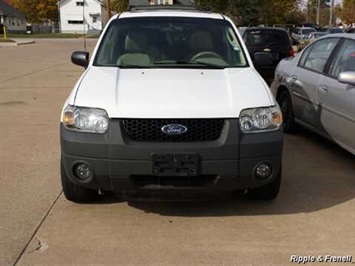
<box><xmin>58</xmin><ymin>0</ymin><xmax>108</xmax><ymax>34</ymax></box>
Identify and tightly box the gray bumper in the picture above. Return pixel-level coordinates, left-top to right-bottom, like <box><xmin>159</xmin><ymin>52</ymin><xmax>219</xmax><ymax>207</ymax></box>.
<box><xmin>60</xmin><ymin>119</ymin><xmax>283</xmax><ymax>194</ymax></box>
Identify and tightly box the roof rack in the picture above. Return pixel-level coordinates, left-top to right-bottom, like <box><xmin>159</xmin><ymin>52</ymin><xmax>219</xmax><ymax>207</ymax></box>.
<box><xmin>127</xmin><ymin>5</ymin><xmax>211</xmax><ymax>12</ymax></box>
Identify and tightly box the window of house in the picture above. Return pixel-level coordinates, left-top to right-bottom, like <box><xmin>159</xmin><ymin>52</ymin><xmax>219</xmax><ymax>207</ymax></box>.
<box><xmin>92</xmin><ymin>16</ymin><xmax>97</xmax><ymax>23</ymax></box>
<box><xmin>76</xmin><ymin>1</ymin><xmax>84</xmax><ymax>6</ymax></box>
<box><xmin>151</xmin><ymin>0</ymin><xmax>171</xmax><ymax>5</ymax></box>
<box><xmin>68</xmin><ymin>20</ymin><xmax>84</xmax><ymax>24</ymax></box>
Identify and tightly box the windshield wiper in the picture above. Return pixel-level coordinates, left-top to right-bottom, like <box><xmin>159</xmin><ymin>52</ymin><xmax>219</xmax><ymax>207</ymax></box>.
<box><xmin>115</xmin><ymin>64</ymin><xmax>152</xmax><ymax>69</ymax></box>
<box><xmin>153</xmin><ymin>61</ymin><xmax>226</xmax><ymax>69</ymax></box>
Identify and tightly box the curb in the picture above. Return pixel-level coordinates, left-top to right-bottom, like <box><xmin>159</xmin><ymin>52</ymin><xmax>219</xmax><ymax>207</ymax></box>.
<box><xmin>16</xmin><ymin>41</ymin><xmax>36</xmax><ymax>45</ymax></box>
<box><xmin>0</xmin><ymin>40</ymin><xmax>36</xmax><ymax>47</ymax></box>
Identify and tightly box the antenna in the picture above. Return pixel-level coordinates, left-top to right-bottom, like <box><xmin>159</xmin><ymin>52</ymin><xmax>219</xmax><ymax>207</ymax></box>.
<box><xmin>83</xmin><ymin>0</ymin><xmax>87</xmax><ymax>51</ymax></box>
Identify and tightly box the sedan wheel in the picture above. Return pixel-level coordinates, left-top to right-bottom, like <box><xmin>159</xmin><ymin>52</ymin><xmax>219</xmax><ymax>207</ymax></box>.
<box><xmin>278</xmin><ymin>90</ymin><xmax>297</xmax><ymax>133</ymax></box>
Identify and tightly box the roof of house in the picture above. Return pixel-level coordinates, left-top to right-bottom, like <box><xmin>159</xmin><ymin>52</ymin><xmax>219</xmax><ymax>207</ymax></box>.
<box><xmin>0</xmin><ymin>0</ymin><xmax>25</xmax><ymax>17</ymax></box>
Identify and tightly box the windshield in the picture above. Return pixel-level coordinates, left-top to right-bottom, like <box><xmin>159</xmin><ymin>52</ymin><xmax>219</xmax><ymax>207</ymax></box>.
<box><xmin>302</xmin><ymin>28</ymin><xmax>316</xmax><ymax>35</ymax></box>
<box><xmin>94</xmin><ymin>17</ymin><xmax>248</xmax><ymax>69</ymax></box>
<box><xmin>245</xmin><ymin>29</ymin><xmax>290</xmax><ymax>46</ymax></box>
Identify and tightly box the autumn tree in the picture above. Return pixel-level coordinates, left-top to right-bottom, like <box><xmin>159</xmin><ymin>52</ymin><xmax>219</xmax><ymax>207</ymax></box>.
<box><xmin>12</xmin><ymin>0</ymin><xmax>58</xmax><ymax>23</ymax></box>
<box><xmin>307</xmin><ymin>0</ymin><xmax>331</xmax><ymax>25</ymax></box>
<box><xmin>227</xmin><ymin>0</ymin><xmax>263</xmax><ymax>26</ymax></box>
<box><xmin>337</xmin><ymin>0</ymin><xmax>355</xmax><ymax>24</ymax></box>
<box><xmin>260</xmin><ymin>0</ymin><xmax>301</xmax><ymax>25</ymax></box>
<box><xmin>111</xmin><ymin>0</ymin><xmax>128</xmax><ymax>12</ymax></box>
<box><xmin>197</xmin><ymin>0</ymin><xmax>302</xmax><ymax>26</ymax></box>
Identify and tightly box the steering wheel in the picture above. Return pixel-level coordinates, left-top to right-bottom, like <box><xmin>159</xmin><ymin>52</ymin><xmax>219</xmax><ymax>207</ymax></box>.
<box><xmin>190</xmin><ymin>51</ymin><xmax>223</xmax><ymax>62</ymax></box>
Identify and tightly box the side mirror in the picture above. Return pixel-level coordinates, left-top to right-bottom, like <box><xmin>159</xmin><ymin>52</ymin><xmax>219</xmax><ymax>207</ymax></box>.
<box><xmin>71</xmin><ymin>51</ymin><xmax>89</xmax><ymax>68</ymax></box>
<box><xmin>338</xmin><ymin>71</ymin><xmax>355</xmax><ymax>86</ymax></box>
<box><xmin>253</xmin><ymin>52</ymin><xmax>273</xmax><ymax>66</ymax></box>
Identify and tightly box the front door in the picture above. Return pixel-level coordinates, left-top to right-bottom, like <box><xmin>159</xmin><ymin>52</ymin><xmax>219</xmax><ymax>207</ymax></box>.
<box><xmin>318</xmin><ymin>39</ymin><xmax>355</xmax><ymax>153</ymax></box>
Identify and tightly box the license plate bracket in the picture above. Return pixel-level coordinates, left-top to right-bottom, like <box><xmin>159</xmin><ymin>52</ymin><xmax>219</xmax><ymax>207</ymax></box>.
<box><xmin>151</xmin><ymin>154</ymin><xmax>199</xmax><ymax>176</ymax></box>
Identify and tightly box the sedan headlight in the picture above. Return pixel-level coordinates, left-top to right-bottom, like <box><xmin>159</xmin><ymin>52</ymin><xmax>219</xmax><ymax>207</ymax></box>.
<box><xmin>239</xmin><ymin>106</ymin><xmax>282</xmax><ymax>133</ymax></box>
<box><xmin>62</xmin><ymin>105</ymin><xmax>109</xmax><ymax>133</ymax></box>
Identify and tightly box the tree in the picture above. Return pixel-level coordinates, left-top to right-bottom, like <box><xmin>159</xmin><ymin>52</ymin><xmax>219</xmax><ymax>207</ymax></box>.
<box><xmin>337</xmin><ymin>0</ymin><xmax>355</xmax><ymax>24</ymax></box>
<box><xmin>12</xmin><ymin>0</ymin><xmax>58</xmax><ymax>23</ymax></box>
<box><xmin>307</xmin><ymin>0</ymin><xmax>331</xmax><ymax>25</ymax></box>
<box><xmin>228</xmin><ymin>0</ymin><xmax>263</xmax><ymax>26</ymax></box>
<box><xmin>261</xmin><ymin>0</ymin><xmax>301</xmax><ymax>25</ymax></box>
<box><xmin>197</xmin><ymin>0</ymin><xmax>302</xmax><ymax>26</ymax></box>
<box><xmin>111</xmin><ymin>0</ymin><xmax>128</xmax><ymax>12</ymax></box>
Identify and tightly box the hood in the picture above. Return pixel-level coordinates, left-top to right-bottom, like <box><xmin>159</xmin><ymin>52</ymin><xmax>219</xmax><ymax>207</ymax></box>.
<box><xmin>74</xmin><ymin>67</ymin><xmax>274</xmax><ymax>118</ymax></box>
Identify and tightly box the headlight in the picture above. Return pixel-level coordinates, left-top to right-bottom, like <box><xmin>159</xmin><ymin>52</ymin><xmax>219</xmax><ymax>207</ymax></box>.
<box><xmin>239</xmin><ymin>106</ymin><xmax>282</xmax><ymax>133</ymax></box>
<box><xmin>62</xmin><ymin>105</ymin><xmax>109</xmax><ymax>133</ymax></box>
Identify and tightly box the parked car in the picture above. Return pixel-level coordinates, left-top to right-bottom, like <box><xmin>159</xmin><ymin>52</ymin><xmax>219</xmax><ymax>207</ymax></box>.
<box><xmin>271</xmin><ymin>34</ymin><xmax>355</xmax><ymax>154</ymax></box>
<box><xmin>241</xmin><ymin>27</ymin><xmax>294</xmax><ymax>84</ymax></box>
<box><xmin>297</xmin><ymin>32</ymin><xmax>328</xmax><ymax>51</ymax></box>
<box><xmin>345</xmin><ymin>27</ymin><xmax>355</xmax><ymax>33</ymax></box>
<box><xmin>326</xmin><ymin>27</ymin><xmax>345</xmax><ymax>34</ymax></box>
<box><xmin>60</xmin><ymin>5</ymin><xmax>284</xmax><ymax>203</ymax></box>
<box><xmin>291</xmin><ymin>27</ymin><xmax>317</xmax><ymax>42</ymax></box>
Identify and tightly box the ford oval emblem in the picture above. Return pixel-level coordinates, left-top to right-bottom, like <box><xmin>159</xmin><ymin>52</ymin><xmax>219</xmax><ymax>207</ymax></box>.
<box><xmin>161</xmin><ymin>124</ymin><xmax>188</xmax><ymax>135</ymax></box>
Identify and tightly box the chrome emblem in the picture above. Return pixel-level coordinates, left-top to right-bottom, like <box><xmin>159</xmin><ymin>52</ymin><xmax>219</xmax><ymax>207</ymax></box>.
<box><xmin>161</xmin><ymin>124</ymin><xmax>188</xmax><ymax>135</ymax></box>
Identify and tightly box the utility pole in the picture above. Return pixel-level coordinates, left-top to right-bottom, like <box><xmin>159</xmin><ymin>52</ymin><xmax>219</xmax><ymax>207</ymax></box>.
<box><xmin>107</xmin><ymin>0</ymin><xmax>111</xmax><ymax>20</ymax></box>
<box><xmin>316</xmin><ymin>0</ymin><xmax>321</xmax><ymax>25</ymax></box>
<box><xmin>329</xmin><ymin>0</ymin><xmax>334</xmax><ymax>26</ymax></box>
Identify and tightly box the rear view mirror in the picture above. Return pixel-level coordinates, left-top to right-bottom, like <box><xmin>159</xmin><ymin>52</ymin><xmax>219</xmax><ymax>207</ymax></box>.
<box><xmin>71</xmin><ymin>51</ymin><xmax>89</xmax><ymax>68</ymax></box>
<box><xmin>338</xmin><ymin>71</ymin><xmax>355</xmax><ymax>86</ymax></box>
<box><xmin>253</xmin><ymin>52</ymin><xmax>273</xmax><ymax>66</ymax></box>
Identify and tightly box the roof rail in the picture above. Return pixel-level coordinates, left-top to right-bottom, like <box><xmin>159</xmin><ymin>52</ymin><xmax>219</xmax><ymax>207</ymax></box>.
<box><xmin>127</xmin><ymin>5</ymin><xmax>210</xmax><ymax>12</ymax></box>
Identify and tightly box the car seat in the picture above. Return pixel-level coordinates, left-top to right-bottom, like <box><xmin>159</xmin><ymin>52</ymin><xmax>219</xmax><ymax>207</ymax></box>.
<box><xmin>116</xmin><ymin>31</ymin><xmax>152</xmax><ymax>66</ymax></box>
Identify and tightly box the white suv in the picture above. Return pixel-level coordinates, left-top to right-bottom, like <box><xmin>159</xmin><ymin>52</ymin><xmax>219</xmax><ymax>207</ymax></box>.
<box><xmin>60</xmin><ymin>6</ymin><xmax>283</xmax><ymax>202</ymax></box>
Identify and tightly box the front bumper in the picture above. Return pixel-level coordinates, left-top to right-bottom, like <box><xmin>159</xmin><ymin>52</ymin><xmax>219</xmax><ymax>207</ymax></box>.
<box><xmin>60</xmin><ymin>119</ymin><xmax>283</xmax><ymax>197</ymax></box>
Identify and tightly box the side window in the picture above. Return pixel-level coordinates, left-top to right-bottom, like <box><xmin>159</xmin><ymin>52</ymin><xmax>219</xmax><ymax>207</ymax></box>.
<box><xmin>329</xmin><ymin>39</ymin><xmax>355</xmax><ymax>78</ymax></box>
<box><xmin>299</xmin><ymin>38</ymin><xmax>339</xmax><ymax>73</ymax></box>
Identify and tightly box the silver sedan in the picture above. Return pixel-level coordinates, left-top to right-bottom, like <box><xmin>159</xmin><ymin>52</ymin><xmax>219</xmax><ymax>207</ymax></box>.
<box><xmin>271</xmin><ymin>34</ymin><xmax>355</xmax><ymax>154</ymax></box>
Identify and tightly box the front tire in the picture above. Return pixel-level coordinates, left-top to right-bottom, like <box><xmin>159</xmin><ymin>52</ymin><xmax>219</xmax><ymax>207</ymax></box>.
<box><xmin>246</xmin><ymin>169</ymin><xmax>282</xmax><ymax>200</ymax></box>
<box><xmin>277</xmin><ymin>90</ymin><xmax>297</xmax><ymax>133</ymax></box>
<box><xmin>61</xmin><ymin>158</ymin><xmax>97</xmax><ymax>203</ymax></box>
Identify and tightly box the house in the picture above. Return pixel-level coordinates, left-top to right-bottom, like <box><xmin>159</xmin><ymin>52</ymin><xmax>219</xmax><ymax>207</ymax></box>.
<box><xmin>58</xmin><ymin>0</ymin><xmax>108</xmax><ymax>34</ymax></box>
<box><xmin>0</xmin><ymin>0</ymin><xmax>26</xmax><ymax>33</ymax></box>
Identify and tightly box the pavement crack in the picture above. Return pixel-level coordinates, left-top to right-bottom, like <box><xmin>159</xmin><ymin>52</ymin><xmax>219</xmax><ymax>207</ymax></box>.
<box><xmin>27</xmin><ymin>237</ymin><xmax>49</xmax><ymax>254</ymax></box>
<box><xmin>13</xmin><ymin>191</ymin><xmax>62</xmax><ymax>266</ymax></box>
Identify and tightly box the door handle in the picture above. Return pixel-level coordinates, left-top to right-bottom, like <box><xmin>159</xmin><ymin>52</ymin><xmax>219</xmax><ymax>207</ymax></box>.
<box><xmin>319</xmin><ymin>86</ymin><xmax>329</xmax><ymax>94</ymax></box>
<box><xmin>291</xmin><ymin>74</ymin><xmax>297</xmax><ymax>80</ymax></box>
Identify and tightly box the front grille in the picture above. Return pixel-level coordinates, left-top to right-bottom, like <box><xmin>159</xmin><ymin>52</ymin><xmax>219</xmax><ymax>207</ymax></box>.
<box><xmin>131</xmin><ymin>175</ymin><xmax>216</xmax><ymax>188</ymax></box>
<box><xmin>121</xmin><ymin>119</ymin><xmax>225</xmax><ymax>142</ymax></box>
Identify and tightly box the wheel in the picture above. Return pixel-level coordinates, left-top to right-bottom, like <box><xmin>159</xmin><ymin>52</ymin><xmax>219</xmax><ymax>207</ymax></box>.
<box><xmin>190</xmin><ymin>51</ymin><xmax>223</xmax><ymax>62</ymax></box>
<box><xmin>61</xmin><ymin>158</ymin><xmax>97</xmax><ymax>203</ymax></box>
<box><xmin>277</xmin><ymin>90</ymin><xmax>297</xmax><ymax>133</ymax></box>
<box><xmin>246</xmin><ymin>168</ymin><xmax>282</xmax><ymax>200</ymax></box>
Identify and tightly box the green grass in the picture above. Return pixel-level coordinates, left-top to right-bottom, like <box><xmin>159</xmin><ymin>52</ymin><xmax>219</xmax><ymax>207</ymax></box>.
<box><xmin>0</xmin><ymin>38</ymin><xmax>15</xmax><ymax>42</ymax></box>
<box><xmin>8</xmin><ymin>33</ymin><xmax>99</xmax><ymax>39</ymax></box>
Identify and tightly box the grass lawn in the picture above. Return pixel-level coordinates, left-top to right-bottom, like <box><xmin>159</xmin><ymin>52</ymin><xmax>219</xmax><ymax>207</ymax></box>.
<box><xmin>7</xmin><ymin>33</ymin><xmax>99</xmax><ymax>39</ymax></box>
<box><xmin>0</xmin><ymin>38</ymin><xmax>15</xmax><ymax>42</ymax></box>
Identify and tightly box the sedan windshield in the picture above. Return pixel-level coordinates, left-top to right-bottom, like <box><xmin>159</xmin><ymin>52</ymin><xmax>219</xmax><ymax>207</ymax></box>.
<box><xmin>94</xmin><ymin>17</ymin><xmax>248</xmax><ymax>69</ymax></box>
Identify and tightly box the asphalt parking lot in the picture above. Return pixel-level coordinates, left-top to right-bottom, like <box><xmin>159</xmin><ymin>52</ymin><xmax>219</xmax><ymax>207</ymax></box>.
<box><xmin>0</xmin><ymin>39</ymin><xmax>354</xmax><ymax>266</ymax></box>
